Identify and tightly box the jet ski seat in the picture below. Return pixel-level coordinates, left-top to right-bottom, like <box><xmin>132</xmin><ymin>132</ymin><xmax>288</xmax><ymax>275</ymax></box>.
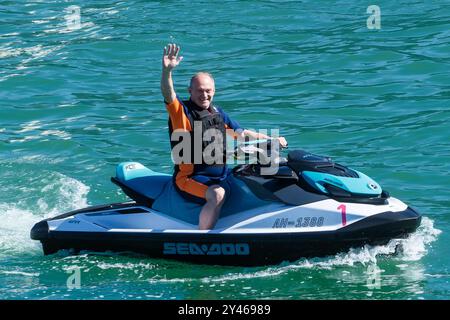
<box><xmin>111</xmin><ymin>162</ymin><xmax>172</xmax><ymax>205</ymax></box>
<box><xmin>112</xmin><ymin>162</ymin><xmax>271</xmax><ymax>225</ymax></box>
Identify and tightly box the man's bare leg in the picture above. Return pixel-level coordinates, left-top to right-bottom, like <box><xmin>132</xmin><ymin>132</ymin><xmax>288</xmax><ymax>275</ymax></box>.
<box><xmin>198</xmin><ymin>185</ymin><xmax>226</xmax><ymax>230</ymax></box>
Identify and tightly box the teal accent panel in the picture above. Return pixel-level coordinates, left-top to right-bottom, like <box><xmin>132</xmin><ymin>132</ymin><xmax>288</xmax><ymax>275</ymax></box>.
<box><xmin>302</xmin><ymin>170</ymin><xmax>381</xmax><ymax>196</ymax></box>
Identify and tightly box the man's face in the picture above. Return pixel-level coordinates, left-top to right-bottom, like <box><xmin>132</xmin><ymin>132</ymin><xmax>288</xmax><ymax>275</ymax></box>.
<box><xmin>189</xmin><ymin>75</ymin><xmax>215</xmax><ymax>109</ymax></box>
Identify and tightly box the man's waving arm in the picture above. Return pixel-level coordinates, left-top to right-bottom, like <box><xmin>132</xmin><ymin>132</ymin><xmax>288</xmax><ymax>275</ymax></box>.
<box><xmin>161</xmin><ymin>44</ymin><xmax>183</xmax><ymax>104</ymax></box>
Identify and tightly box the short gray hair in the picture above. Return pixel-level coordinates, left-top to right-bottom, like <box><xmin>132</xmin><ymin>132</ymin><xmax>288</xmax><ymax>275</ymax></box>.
<box><xmin>189</xmin><ymin>72</ymin><xmax>215</xmax><ymax>89</ymax></box>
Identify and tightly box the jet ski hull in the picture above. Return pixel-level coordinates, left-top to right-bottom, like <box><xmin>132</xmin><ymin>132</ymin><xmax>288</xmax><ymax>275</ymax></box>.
<box><xmin>31</xmin><ymin>204</ymin><xmax>421</xmax><ymax>266</ymax></box>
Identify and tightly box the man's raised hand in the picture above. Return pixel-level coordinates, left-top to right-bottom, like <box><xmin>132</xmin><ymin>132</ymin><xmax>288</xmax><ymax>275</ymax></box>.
<box><xmin>162</xmin><ymin>43</ymin><xmax>183</xmax><ymax>71</ymax></box>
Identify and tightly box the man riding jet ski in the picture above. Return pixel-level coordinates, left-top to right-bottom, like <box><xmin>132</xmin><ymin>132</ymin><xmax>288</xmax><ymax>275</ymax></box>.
<box><xmin>30</xmin><ymin>141</ymin><xmax>422</xmax><ymax>266</ymax></box>
<box><xmin>160</xmin><ymin>43</ymin><xmax>287</xmax><ymax>230</ymax></box>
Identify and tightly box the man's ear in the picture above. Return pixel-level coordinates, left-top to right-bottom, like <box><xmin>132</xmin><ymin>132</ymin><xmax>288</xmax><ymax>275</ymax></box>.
<box><xmin>187</xmin><ymin>87</ymin><xmax>192</xmax><ymax>94</ymax></box>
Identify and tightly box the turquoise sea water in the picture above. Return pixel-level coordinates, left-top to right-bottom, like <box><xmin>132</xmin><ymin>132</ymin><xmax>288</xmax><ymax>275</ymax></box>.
<box><xmin>0</xmin><ymin>0</ymin><xmax>449</xmax><ymax>299</ymax></box>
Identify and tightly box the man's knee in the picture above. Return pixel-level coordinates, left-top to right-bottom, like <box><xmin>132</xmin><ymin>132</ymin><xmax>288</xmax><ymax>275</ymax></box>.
<box><xmin>206</xmin><ymin>185</ymin><xmax>226</xmax><ymax>204</ymax></box>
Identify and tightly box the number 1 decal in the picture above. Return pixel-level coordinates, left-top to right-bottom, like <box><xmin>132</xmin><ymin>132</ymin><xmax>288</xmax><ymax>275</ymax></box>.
<box><xmin>337</xmin><ymin>204</ymin><xmax>347</xmax><ymax>226</ymax></box>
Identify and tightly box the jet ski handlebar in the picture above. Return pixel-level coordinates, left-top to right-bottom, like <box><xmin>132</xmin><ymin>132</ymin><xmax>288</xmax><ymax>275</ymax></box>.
<box><xmin>231</xmin><ymin>138</ymin><xmax>287</xmax><ymax>166</ymax></box>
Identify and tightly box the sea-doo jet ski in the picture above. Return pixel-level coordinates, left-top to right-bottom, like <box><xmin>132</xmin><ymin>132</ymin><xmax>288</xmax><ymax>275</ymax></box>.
<box><xmin>31</xmin><ymin>141</ymin><xmax>421</xmax><ymax>266</ymax></box>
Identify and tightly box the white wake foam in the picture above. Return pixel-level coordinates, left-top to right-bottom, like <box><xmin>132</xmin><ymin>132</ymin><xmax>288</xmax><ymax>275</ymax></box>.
<box><xmin>199</xmin><ymin>217</ymin><xmax>440</xmax><ymax>284</ymax></box>
<box><xmin>0</xmin><ymin>173</ymin><xmax>90</xmax><ymax>256</ymax></box>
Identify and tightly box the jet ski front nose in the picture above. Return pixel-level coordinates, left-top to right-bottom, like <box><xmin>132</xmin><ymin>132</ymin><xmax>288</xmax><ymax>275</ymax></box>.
<box><xmin>30</xmin><ymin>220</ymin><xmax>49</xmax><ymax>241</ymax></box>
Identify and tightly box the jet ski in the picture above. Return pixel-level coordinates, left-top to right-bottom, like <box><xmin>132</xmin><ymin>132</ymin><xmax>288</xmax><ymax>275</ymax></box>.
<box><xmin>30</xmin><ymin>141</ymin><xmax>422</xmax><ymax>266</ymax></box>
